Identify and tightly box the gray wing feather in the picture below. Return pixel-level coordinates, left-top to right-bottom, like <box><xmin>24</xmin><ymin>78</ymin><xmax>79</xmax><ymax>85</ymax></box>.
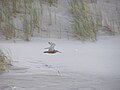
<box><xmin>44</xmin><ymin>42</ymin><xmax>56</xmax><ymax>51</ymax></box>
<box><xmin>48</xmin><ymin>42</ymin><xmax>56</xmax><ymax>51</ymax></box>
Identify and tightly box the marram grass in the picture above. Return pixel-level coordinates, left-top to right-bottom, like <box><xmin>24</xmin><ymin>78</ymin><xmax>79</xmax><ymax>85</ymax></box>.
<box><xmin>69</xmin><ymin>0</ymin><xmax>102</xmax><ymax>41</ymax></box>
<box><xmin>0</xmin><ymin>49</ymin><xmax>11</xmax><ymax>72</ymax></box>
<box><xmin>0</xmin><ymin>0</ymin><xmax>41</xmax><ymax>41</ymax></box>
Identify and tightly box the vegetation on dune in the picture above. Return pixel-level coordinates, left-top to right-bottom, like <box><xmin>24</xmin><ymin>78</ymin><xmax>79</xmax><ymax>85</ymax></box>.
<box><xmin>0</xmin><ymin>0</ymin><xmax>59</xmax><ymax>41</ymax></box>
<box><xmin>0</xmin><ymin>49</ymin><xmax>11</xmax><ymax>72</ymax></box>
<box><xmin>0</xmin><ymin>0</ymin><xmax>119</xmax><ymax>41</ymax></box>
<box><xmin>0</xmin><ymin>0</ymin><xmax>42</xmax><ymax>41</ymax></box>
<box><xmin>68</xmin><ymin>0</ymin><xmax>102</xmax><ymax>41</ymax></box>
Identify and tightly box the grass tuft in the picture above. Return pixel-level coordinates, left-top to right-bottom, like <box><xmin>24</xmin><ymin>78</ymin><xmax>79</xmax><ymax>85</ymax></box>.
<box><xmin>68</xmin><ymin>0</ymin><xmax>102</xmax><ymax>41</ymax></box>
<box><xmin>0</xmin><ymin>49</ymin><xmax>11</xmax><ymax>72</ymax></box>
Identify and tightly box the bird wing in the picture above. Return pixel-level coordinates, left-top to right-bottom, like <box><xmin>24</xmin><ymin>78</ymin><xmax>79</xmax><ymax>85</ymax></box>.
<box><xmin>48</xmin><ymin>42</ymin><xmax>56</xmax><ymax>51</ymax></box>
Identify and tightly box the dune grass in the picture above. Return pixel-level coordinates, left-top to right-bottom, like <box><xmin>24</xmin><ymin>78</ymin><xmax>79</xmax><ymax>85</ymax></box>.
<box><xmin>0</xmin><ymin>49</ymin><xmax>11</xmax><ymax>72</ymax></box>
<box><xmin>0</xmin><ymin>0</ymin><xmax>118</xmax><ymax>41</ymax></box>
<box><xmin>0</xmin><ymin>0</ymin><xmax>41</xmax><ymax>41</ymax></box>
<box><xmin>68</xmin><ymin>0</ymin><xmax>102</xmax><ymax>41</ymax></box>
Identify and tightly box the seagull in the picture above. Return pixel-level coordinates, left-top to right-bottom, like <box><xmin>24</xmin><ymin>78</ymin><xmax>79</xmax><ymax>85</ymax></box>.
<box><xmin>44</xmin><ymin>42</ymin><xmax>61</xmax><ymax>54</ymax></box>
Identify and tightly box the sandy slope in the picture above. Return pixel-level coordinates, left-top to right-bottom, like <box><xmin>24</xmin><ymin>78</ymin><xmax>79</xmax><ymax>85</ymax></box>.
<box><xmin>0</xmin><ymin>72</ymin><xmax>120</xmax><ymax>90</ymax></box>
<box><xmin>1</xmin><ymin>36</ymin><xmax>120</xmax><ymax>76</ymax></box>
<box><xmin>0</xmin><ymin>35</ymin><xmax>120</xmax><ymax>90</ymax></box>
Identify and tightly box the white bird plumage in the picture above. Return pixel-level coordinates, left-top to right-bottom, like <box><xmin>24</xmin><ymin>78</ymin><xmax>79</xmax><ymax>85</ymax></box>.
<box><xmin>45</xmin><ymin>42</ymin><xmax>56</xmax><ymax>51</ymax></box>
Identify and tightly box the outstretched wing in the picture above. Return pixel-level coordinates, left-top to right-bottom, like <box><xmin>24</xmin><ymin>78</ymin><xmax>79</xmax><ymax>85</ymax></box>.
<box><xmin>48</xmin><ymin>42</ymin><xmax>56</xmax><ymax>51</ymax></box>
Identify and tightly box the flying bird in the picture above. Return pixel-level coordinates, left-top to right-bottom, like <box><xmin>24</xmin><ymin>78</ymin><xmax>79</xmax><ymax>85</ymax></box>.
<box><xmin>44</xmin><ymin>42</ymin><xmax>61</xmax><ymax>54</ymax></box>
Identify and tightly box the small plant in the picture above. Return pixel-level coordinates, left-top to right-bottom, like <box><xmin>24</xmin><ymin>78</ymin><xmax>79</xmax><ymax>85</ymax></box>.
<box><xmin>23</xmin><ymin>16</ymin><xmax>31</xmax><ymax>41</ymax></box>
<box><xmin>12</xmin><ymin>0</ymin><xmax>17</xmax><ymax>17</ymax></box>
<box><xmin>31</xmin><ymin>9</ymin><xmax>40</xmax><ymax>31</ymax></box>
<box><xmin>45</xmin><ymin>0</ymin><xmax>58</xmax><ymax>6</ymax></box>
<box><xmin>116</xmin><ymin>6</ymin><xmax>120</xmax><ymax>33</ymax></box>
<box><xmin>0</xmin><ymin>49</ymin><xmax>11</xmax><ymax>72</ymax></box>
<box><xmin>1</xmin><ymin>9</ymin><xmax>14</xmax><ymax>40</ymax></box>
